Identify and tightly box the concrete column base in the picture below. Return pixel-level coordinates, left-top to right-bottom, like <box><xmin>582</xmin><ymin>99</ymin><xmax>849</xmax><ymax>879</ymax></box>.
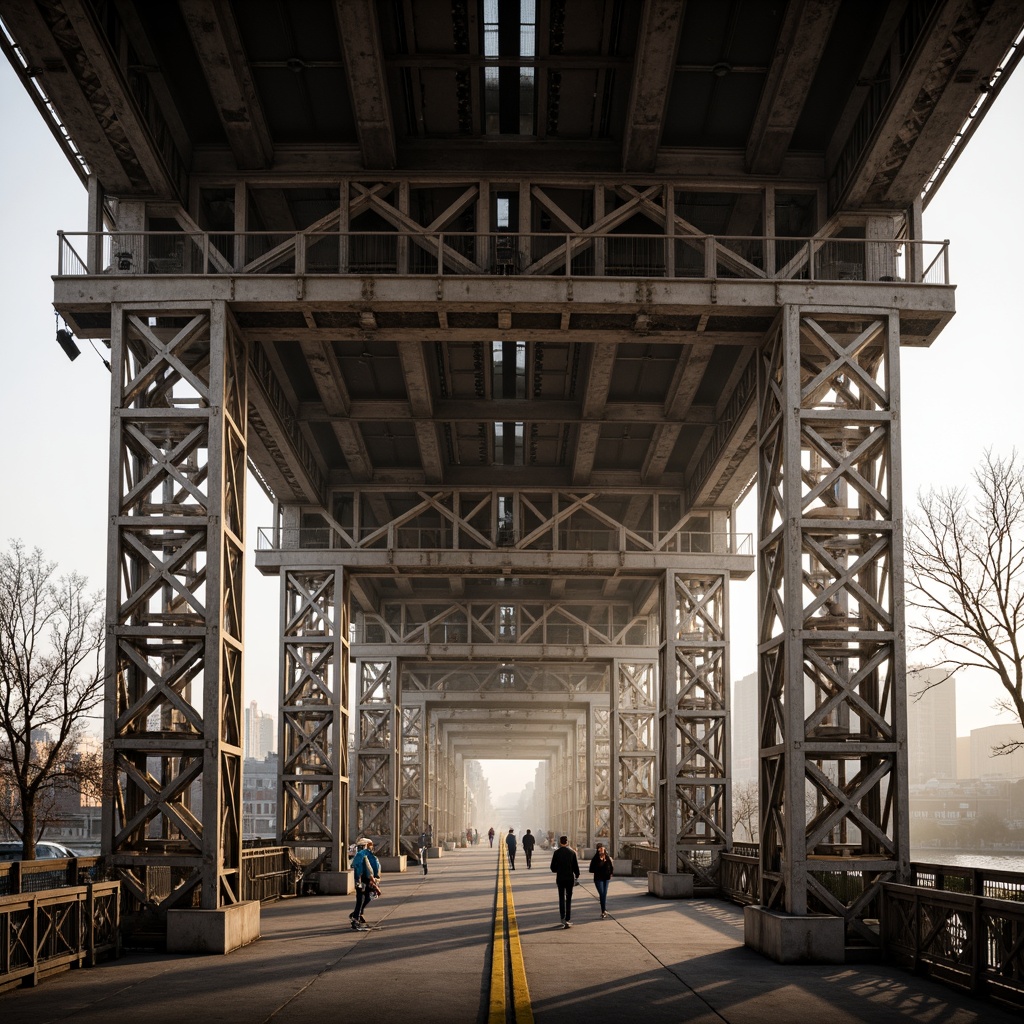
<box><xmin>743</xmin><ymin>906</ymin><xmax>845</xmax><ymax>964</ymax></box>
<box><xmin>378</xmin><ymin>854</ymin><xmax>407</xmax><ymax>872</ymax></box>
<box><xmin>647</xmin><ymin>871</ymin><xmax>694</xmax><ymax>898</ymax></box>
<box><xmin>427</xmin><ymin>847</ymin><xmax>443</xmax><ymax>859</ymax></box>
<box><xmin>166</xmin><ymin>900</ymin><xmax>261</xmax><ymax>954</ymax></box>
<box><xmin>316</xmin><ymin>870</ymin><xmax>354</xmax><ymax>895</ymax></box>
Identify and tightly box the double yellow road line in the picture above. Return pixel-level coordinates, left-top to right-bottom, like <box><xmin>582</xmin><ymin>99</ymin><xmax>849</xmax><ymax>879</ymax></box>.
<box><xmin>488</xmin><ymin>843</ymin><xmax>534</xmax><ymax>1024</ymax></box>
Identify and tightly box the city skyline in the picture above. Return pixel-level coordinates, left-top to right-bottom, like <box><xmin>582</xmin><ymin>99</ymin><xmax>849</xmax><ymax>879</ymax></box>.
<box><xmin>1</xmin><ymin>57</ymin><xmax>1022</xmax><ymax>799</ymax></box>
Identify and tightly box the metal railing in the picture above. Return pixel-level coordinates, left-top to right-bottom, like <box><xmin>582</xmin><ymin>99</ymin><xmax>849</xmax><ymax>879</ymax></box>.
<box><xmin>241</xmin><ymin>846</ymin><xmax>303</xmax><ymax>902</ymax></box>
<box><xmin>0</xmin><ymin>880</ymin><xmax>119</xmax><ymax>988</ymax></box>
<box><xmin>257</xmin><ymin>525</ymin><xmax>753</xmax><ymax>557</ymax></box>
<box><xmin>56</xmin><ymin>230</ymin><xmax>951</xmax><ymax>285</ymax></box>
<box><xmin>622</xmin><ymin>842</ymin><xmax>659</xmax><ymax>876</ymax></box>
<box><xmin>882</xmin><ymin>881</ymin><xmax>1024</xmax><ymax>1010</ymax></box>
<box><xmin>0</xmin><ymin>856</ymin><xmax>101</xmax><ymax>897</ymax></box>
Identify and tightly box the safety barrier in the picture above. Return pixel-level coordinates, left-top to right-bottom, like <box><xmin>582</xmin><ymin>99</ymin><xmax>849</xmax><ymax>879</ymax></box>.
<box><xmin>56</xmin><ymin>230</ymin><xmax>951</xmax><ymax>285</ymax></box>
<box><xmin>0</xmin><ymin>881</ymin><xmax>119</xmax><ymax>990</ymax></box>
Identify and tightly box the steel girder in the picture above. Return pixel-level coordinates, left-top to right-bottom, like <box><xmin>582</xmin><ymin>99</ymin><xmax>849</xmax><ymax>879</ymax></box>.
<box><xmin>102</xmin><ymin>302</ymin><xmax>247</xmax><ymax>912</ymax></box>
<box><xmin>278</xmin><ymin>568</ymin><xmax>348</xmax><ymax>872</ymax></box>
<box><xmin>354</xmin><ymin>657</ymin><xmax>399</xmax><ymax>855</ymax></box>
<box><xmin>612</xmin><ymin>659</ymin><xmax>658</xmax><ymax>852</ymax></box>
<box><xmin>756</xmin><ymin>306</ymin><xmax>909</xmax><ymax>945</ymax></box>
<box><xmin>659</xmin><ymin>570</ymin><xmax>731</xmax><ymax>887</ymax></box>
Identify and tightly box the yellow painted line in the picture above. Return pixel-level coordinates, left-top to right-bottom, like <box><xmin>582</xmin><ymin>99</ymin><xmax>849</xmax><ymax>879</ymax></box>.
<box><xmin>488</xmin><ymin>840</ymin><xmax>535</xmax><ymax>1024</ymax></box>
<box><xmin>504</xmin><ymin>867</ymin><xmax>534</xmax><ymax>1024</ymax></box>
<box><xmin>488</xmin><ymin>843</ymin><xmax>507</xmax><ymax>1024</ymax></box>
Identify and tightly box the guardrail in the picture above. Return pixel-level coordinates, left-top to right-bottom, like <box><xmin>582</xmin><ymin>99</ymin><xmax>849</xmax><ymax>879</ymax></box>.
<box><xmin>0</xmin><ymin>857</ymin><xmax>101</xmax><ymax>897</ymax></box>
<box><xmin>257</xmin><ymin>525</ymin><xmax>753</xmax><ymax>557</ymax></box>
<box><xmin>56</xmin><ymin>230</ymin><xmax>950</xmax><ymax>285</ymax></box>
<box><xmin>882</xmin><ymin>881</ymin><xmax>1024</xmax><ymax>1010</ymax></box>
<box><xmin>241</xmin><ymin>847</ymin><xmax>302</xmax><ymax>902</ymax></box>
<box><xmin>622</xmin><ymin>842</ymin><xmax>659</xmax><ymax>876</ymax></box>
<box><xmin>0</xmin><ymin>880</ymin><xmax>119</xmax><ymax>990</ymax></box>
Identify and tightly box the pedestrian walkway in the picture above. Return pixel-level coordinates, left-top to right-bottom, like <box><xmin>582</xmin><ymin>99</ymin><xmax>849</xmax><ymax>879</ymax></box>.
<box><xmin>1</xmin><ymin>844</ymin><xmax>1015</xmax><ymax>1024</ymax></box>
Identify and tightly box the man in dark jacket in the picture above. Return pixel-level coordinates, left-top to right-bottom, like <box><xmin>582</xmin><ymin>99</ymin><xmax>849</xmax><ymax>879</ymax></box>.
<box><xmin>521</xmin><ymin>828</ymin><xmax>536</xmax><ymax>868</ymax></box>
<box><xmin>549</xmin><ymin>835</ymin><xmax>580</xmax><ymax>928</ymax></box>
<box><xmin>505</xmin><ymin>827</ymin><xmax>518</xmax><ymax>869</ymax></box>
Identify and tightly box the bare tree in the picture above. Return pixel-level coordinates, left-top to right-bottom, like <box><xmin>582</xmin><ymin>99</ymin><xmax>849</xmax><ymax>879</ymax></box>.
<box><xmin>0</xmin><ymin>541</ymin><xmax>105</xmax><ymax>858</ymax></box>
<box><xmin>905</xmin><ymin>450</ymin><xmax>1024</xmax><ymax>755</ymax></box>
<box><xmin>732</xmin><ymin>779</ymin><xmax>759</xmax><ymax>842</ymax></box>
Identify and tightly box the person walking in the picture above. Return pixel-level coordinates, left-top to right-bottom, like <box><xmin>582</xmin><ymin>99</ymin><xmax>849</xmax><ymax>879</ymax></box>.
<box><xmin>505</xmin><ymin>827</ymin><xmax>518</xmax><ymax>869</ymax></box>
<box><xmin>488</xmin><ymin>826</ymin><xmax>495</xmax><ymax>847</ymax></box>
<box><xmin>418</xmin><ymin>826</ymin><xmax>432</xmax><ymax>875</ymax></box>
<box><xmin>349</xmin><ymin>838</ymin><xmax>381</xmax><ymax>931</ymax></box>
<box><xmin>588</xmin><ymin>842</ymin><xmax>615</xmax><ymax>918</ymax></box>
<box><xmin>549</xmin><ymin>835</ymin><xmax>580</xmax><ymax>928</ymax></box>
<box><xmin>521</xmin><ymin>828</ymin><xmax>536</xmax><ymax>868</ymax></box>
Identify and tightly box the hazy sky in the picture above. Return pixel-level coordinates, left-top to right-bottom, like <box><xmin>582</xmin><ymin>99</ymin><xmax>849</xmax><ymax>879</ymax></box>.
<box><xmin>1</xmin><ymin>56</ymin><xmax>1021</xmax><ymax>800</ymax></box>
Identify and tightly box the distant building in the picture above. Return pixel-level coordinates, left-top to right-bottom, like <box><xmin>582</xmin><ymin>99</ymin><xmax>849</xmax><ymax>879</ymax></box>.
<box><xmin>905</xmin><ymin>667</ymin><xmax>957</xmax><ymax>784</ymax></box>
<box><xmin>910</xmin><ymin>777</ymin><xmax>1024</xmax><ymax>835</ymax></box>
<box><xmin>731</xmin><ymin>671</ymin><xmax>758</xmax><ymax>786</ymax></box>
<box><xmin>243</xmin><ymin>754</ymin><xmax>278</xmax><ymax>839</ymax></box>
<box><xmin>244</xmin><ymin>700</ymin><xmax>276</xmax><ymax>760</ymax></box>
<box><xmin>968</xmin><ymin>723</ymin><xmax>1024</xmax><ymax>780</ymax></box>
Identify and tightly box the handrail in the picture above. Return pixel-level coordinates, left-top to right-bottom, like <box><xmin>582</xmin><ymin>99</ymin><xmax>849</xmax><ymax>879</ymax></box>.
<box><xmin>55</xmin><ymin>230</ymin><xmax>951</xmax><ymax>285</ymax></box>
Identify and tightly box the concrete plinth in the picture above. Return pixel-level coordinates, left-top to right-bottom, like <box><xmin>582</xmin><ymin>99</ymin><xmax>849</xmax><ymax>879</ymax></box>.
<box><xmin>378</xmin><ymin>855</ymin><xmax>407</xmax><ymax>872</ymax></box>
<box><xmin>443</xmin><ymin>841</ymin><xmax>456</xmax><ymax>851</ymax></box>
<box><xmin>743</xmin><ymin>906</ymin><xmax>845</xmax><ymax>964</ymax></box>
<box><xmin>647</xmin><ymin>871</ymin><xmax>694</xmax><ymax>898</ymax></box>
<box><xmin>166</xmin><ymin>900</ymin><xmax>261</xmax><ymax>954</ymax></box>
<box><xmin>316</xmin><ymin>870</ymin><xmax>354</xmax><ymax>895</ymax></box>
<box><xmin>427</xmin><ymin>847</ymin><xmax>443</xmax><ymax>859</ymax></box>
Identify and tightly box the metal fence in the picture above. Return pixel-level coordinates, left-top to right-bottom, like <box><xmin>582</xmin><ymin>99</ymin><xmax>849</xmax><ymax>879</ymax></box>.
<box><xmin>0</xmin><ymin>881</ymin><xmax>119</xmax><ymax>990</ymax></box>
<box><xmin>56</xmin><ymin>230</ymin><xmax>951</xmax><ymax>285</ymax></box>
<box><xmin>0</xmin><ymin>857</ymin><xmax>101</xmax><ymax>897</ymax></box>
<box><xmin>882</xmin><ymin>881</ymin><xmax>1024</xmax><ymax>1011</ymax></box>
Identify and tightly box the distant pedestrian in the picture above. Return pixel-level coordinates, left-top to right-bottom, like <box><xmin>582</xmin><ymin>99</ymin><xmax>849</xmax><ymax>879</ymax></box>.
<box><xmin>505</xmin><ymin>828</ymin><xmax>517</xmax><ymax>869</ymax></box>
<box><xmin>488</xmin><ymin>827</ymin><xmax>495</xmax><ymax>847</ymax></box>
<box><xmin>418</xmin><ymin>827</ymin><xmax>432</xmax><ymax>875</ymax></box>
<box><xmin>350</xmin><ymin>838</ymin><xmax>381</xmax><ymax>931</ymax></box>
<box><xmin>473</xmin><ymin>828</ymin><xmax>479</xmax><ymax>845</ymax></box>
<box><xmin>521</xmin><ymin>828</ymin><xmax>536</xmax><ymax>868</ymax></box>
<box><xmin>550</xmin><ymin>835</ymin><xmax>579</xmax><ymax>928</ymax></box>
<box><xmin>588</xmin><ymin>842</ymin><xmax>614</xmax><ymax>918</ymax></box>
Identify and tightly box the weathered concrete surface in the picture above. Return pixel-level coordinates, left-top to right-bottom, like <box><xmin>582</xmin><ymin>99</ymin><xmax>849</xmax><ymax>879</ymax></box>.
<box><xmin>1</xmin><ymin>844</ymin><xmax>1015</xmax><ymax>1024</ymax></box>
<box><xmin>165</xmin><ymin>900</ymin><xmax>260</xmax><ymax>954</ymax></box>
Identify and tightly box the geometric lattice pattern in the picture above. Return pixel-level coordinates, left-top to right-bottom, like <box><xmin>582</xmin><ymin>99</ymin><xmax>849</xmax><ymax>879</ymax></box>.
<box><xmin>757</xmin><ymin>307</ymin><xmax>909</xmax><ymax>942</ymax></box>
<box><xmin>593</xmin><ymin>706</ymin><xmax>611</xmax><ymax>839</ymax></box>
<box><xmin>280</xmin><ymin>568</ymin><xmax>349</xmax><ymax>873</ymax></box>
<box><xmin>355</xmin><ymin>659</ymin><xmax>398</xmax><ymax>855</ymax></box>
<box><xmin>399</xmin><ymin>703</ymin><xmax>424</xmax><ymax>850</ymax></box>
<box><xmin>102</xmin><ymin>304</ymin><xmax>246</xmax><ymax>912</ymax></box>
<box><xmin>614</xmin><ymin>660</ymin><xmax>657</xmax><ymax>848</ymax></box>
<box><xmin>660</xmin><ymin>571</ymin><xmax>729</xmax><ymax>886</ymax></box>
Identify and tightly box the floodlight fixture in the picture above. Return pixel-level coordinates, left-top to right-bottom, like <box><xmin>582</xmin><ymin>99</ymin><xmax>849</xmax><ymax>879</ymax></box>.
<box><xmin>56</xmin><ymin>324</ymin><xmax>80</xmax><ymax>361</ymax></box>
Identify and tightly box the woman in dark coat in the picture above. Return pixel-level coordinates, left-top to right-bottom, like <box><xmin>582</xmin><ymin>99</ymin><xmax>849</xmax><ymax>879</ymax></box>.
<box><xmin>588</xmin><ymin>842</ymin><xmax>614</xmax><ymax>918</ymax></box>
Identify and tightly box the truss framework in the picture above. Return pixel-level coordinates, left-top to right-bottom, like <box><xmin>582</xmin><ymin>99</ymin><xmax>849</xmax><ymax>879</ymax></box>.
<box><xmin>102</xmin><ymin>302</ymin><xmax>246</xmax><ymax>912</ymax></box>
<box><xmin>354</xmin><ymin>658</ymin><xmax>399</xmax><ymax>855</ymax></box>
<box><xmin>660</xmin><ymin>571</ymin><xmax>730</xmax><ymax>888</ymax></box>
<box><xmin>756</xmin><ymin>306</ymin><xmax>909</xmax><ymax>944</ymax></box>
<box><xmin>279</xmin><ymin>568</ymin><xmax>348</xmax><ymax>873</ymax></box>
<box><xmin>298</xmin><ymin>488</ymin><xmax>734</xmax><ymax>558</ymax></box>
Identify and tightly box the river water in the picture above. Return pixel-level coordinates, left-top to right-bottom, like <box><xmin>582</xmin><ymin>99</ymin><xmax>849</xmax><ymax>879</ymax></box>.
<box><xmin>911</xmin><ymin>850</ymin><xmax>1024</xmax><ymax>872</ymax></box>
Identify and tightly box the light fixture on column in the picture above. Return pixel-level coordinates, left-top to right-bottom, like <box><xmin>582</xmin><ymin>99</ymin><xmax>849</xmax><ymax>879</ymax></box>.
<box><xmin>55</xmin><ymin>315</ymin><xmax>80</xmax><ymax>361</ymax></box>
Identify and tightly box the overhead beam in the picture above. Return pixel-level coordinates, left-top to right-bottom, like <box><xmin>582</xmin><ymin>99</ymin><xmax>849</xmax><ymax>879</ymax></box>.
<box><xmin>572</xmin><ymin>342</ymin><xmax>618</xmax><ymax>485</ymax></box>
<box><xmin>334</xmin><ymin>0</ymin><xmax>397</xmax><ymax>170</ymax></box>
<box><xmin>745</xmin><ymin>0</ymin><xmax>841</xmax><ymax>174</ymax></box>
<box><xmin>621</xmin><ymin>0</ymin><xmax>686</xmax><ymax>172</ymax></box>
<box><xmin>178</xmin><ymin>0</ymin><xmax>273</xmax><ymax>169</ymax></box>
